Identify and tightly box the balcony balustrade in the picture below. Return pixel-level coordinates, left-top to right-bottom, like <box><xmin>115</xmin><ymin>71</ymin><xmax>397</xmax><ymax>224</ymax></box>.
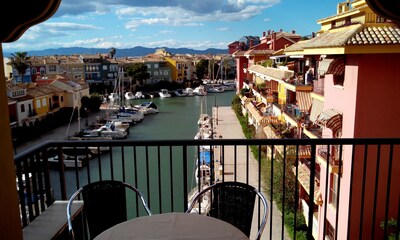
<box><xmin>15</xmin><ymin>138</ymin><xmax>400</xmax><ymax>240</ymax></box>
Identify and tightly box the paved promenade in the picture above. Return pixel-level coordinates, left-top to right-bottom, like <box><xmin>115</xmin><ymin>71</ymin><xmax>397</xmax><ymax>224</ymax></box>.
<box><xmin>212</xmin><ymin>106</ymin><xmax>290</xmax><ymax>240</ymax></box>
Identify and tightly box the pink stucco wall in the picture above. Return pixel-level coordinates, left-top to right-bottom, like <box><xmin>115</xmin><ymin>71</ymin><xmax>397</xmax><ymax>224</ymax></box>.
<box><xmin>235</xmin><ymin>56</ymin><xmax>248</xmax><ymax>93</ymax></box>
<box><xmin>318</xmin><ymin>54</ymin><xmax>400</xmax><ymax>240</ymax></box>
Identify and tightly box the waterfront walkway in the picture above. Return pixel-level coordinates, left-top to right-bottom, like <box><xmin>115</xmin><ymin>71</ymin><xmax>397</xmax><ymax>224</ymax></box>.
<box><xmin>212</xmin><ymin>106</ymin><xmax>290</xmax><ymax>240</ymax></box>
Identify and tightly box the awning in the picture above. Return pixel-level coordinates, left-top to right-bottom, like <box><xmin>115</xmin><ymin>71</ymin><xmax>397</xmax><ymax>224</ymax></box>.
<box><xmin>315</xmin><ymin>109</ymin><xmax>342</xmax><ymax>133</ymax></box>
<box><xmin>296</xmin><ymin>91</ymin><xmax>312</xmax><ymax>112</ymax></box>
<box><xmin>309</xmin><ymin>98</ymin><xmax>324</xmax><ymax>122</ymax></box>
<box><xmin>246</xmin><ymin>102</ymin><xmax>263</xmax><ymax>122</ymax></box>
<box><xmin>293</xmin><ymin>164</ymin><xmax>322</xmax><ymax>205</ymax></box>
<box><xmin>256</xmin><ymin>102</ymin><xmax>265</xmax><ymax>108</ymax></box>
<box><xmin>318</xmin><ymin>57</ymin><xmax>345</xmax><ymax>76</ymax></box>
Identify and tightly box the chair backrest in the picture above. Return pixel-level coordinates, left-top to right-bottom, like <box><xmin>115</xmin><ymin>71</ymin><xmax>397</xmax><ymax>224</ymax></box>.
<box><xmin>186</xmin><ymin>181</ymin><xmax>268</xmax><ymax>240</ymax></box>
<box><xmin>67</xmin><ymin>180</ymin><xmax>152</xmax><ymax>240</ymax></box>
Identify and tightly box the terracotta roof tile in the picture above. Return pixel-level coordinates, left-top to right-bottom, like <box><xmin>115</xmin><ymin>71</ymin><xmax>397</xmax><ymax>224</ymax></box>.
<box><xmin>244</xmin><ymin>49</ymin><xmax>274</xmax><ymax>56</ymax></box>
<box><xmin>347</xmin><ymin>25</ymin><xmax>400</xmax><ymax>45</ymax></box>
<box><xmin>232</xmin><ymin>50</ymin><xmax>246</xmax><ymax>57</ymax></box>
<box><xmin>285</xmin><ymin>24</ymin><xmax>400</xmax><ymax>52</ymax></box>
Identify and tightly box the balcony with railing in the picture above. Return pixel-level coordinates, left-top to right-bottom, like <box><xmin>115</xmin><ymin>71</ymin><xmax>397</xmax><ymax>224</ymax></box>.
<box><xmin>317</xmin><ymin>145</ymin><xmax>341</xmax><ymax>173</ymax></box>
<box><xmin>14</xmin><ymin>138</ymin><xmax>400</xmax><ymax>240</ymax></box>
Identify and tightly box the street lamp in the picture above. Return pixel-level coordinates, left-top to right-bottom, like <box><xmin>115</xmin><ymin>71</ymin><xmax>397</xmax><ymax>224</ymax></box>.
<box><xmin>214</xmin><ymin>94</ymin><xmax>218</xmax><ymax>125</ymax></box>
<box><xmin>84</xmin><ymin>107</ymin><xmax>89</xmax><ymax>126</ymax></box>
<box><xmin>12</xmin><ymin>137</ymin><xmax>17</xmax><ymax>155</ymax></box>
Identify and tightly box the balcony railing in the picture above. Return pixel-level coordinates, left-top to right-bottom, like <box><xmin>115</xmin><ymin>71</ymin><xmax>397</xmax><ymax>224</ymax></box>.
<box><xmin>15</xmin><ymin>138</ymin><xmax>400</xmax><ymax>240</ymax></box>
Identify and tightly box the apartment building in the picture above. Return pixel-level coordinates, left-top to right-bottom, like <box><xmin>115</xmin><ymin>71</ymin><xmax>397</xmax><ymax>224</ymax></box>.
<box><xmin>240</xmin><ymin>1</ymin><xmax>400</xmax><ymax>239</ymax></box>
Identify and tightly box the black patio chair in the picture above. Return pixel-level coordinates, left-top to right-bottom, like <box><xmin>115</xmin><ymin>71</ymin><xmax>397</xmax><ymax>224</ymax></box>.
<box><xmin>67</xmin><ymin>180</ymin><xmax>152</xmax><ymax>240</ymax></box>
<box><xmin>186</xmin><ymin>181</ymin><xmax>268</xmax><ymax>240</ymax></box>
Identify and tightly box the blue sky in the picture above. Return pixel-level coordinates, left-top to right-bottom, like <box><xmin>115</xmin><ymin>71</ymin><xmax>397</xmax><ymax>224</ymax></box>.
<box><xmin>3</xmin><ymin>0</ymin><xmax>341</xmax><ymax>52</ymax></box>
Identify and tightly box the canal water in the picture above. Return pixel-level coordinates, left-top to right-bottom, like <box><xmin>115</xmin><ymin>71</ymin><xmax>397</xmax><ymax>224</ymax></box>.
<box><xmin>54</xmin><ymin>91</ymin><xmax>236</xmax><ymax>214</ymax></box>
<box><xmin>127</xmin><ymin>91</ymin><xmax>235</xmax><ymax>140</ymax></box>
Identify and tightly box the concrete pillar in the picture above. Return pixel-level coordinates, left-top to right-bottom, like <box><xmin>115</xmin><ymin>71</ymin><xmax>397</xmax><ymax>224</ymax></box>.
<box><xmin>0</xmin><ymin>44</ymin><xmax>23</xmax><ymax>239</ymax></box>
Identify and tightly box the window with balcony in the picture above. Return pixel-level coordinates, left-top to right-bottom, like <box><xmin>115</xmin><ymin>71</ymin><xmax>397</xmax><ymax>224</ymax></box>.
<box><xmin>329</xmin><ymin>173</ymin><xmax>338</xmax><ymax>209</ymax></box>
<box><xmin>48</xmin><ymin>65</ymin><xmax>57</xmax><ymax>72</ymax></box>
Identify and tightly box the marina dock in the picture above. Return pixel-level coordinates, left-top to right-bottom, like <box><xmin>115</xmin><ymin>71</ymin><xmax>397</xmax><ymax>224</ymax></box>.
<box><xmin>211</xmin><ymin>106</ymin><xmax>290</xmax><ymax>240</ymax></box>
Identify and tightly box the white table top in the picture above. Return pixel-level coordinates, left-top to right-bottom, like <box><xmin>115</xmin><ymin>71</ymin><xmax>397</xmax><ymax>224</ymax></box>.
<box><xmin>94</xmin><ymin>212</ymin><xmax>249</xmax><ymax>240</ymax></box>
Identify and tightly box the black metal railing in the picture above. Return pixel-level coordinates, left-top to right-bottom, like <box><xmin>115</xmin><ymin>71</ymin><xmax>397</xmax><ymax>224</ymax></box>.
<box><xmin>15</xmin><ymin>138</ymin><xmax>400</xmax><ymax>240</ymax></box>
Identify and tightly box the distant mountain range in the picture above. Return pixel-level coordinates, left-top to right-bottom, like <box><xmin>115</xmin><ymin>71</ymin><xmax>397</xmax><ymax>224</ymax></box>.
<box><xmin>3</xmin><ymin>46</ymin><xmax>228</xmax><ymax>58</ymax></box>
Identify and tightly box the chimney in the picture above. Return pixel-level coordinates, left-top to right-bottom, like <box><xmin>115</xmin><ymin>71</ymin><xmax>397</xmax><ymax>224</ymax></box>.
<box><xmin>267</xmin><ymin>30</ymin><xmax>270</xmax><ymax>35</ymax></box>
<box><xmin>292</xmin><ymin>30</ymin><xmax>295</xmax><ymax>34</ymax></box>
<box><xmin>280</xmin><ymin>29</ymin><xmax>283</xmax><ymax>32</ymax></box>
<box><xmin>312</xmin><ymin>32</ymin><xmax>316</xmax><ymax>38</ymax></box>
<box><xmin>263</xmin><ymin>32</ymin><xmax>266</xmax><ymax>37</ymax></box>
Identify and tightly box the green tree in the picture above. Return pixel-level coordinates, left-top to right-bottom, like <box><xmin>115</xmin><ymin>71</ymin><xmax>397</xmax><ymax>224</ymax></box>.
<box><xmin>89</xmin><ymin>93</ymin><xmax>103</xmax><ymax>111</ymax></box>
<box><xmin>9</xmin><ymin>52</ymin><xmax>29</xmax><ymax>83</ymax></box>
<box><xmin>125</xmin><ymin>63</ymin><xmax>150</xmax><ymax>86</ymax></box>
<box><xmin>195</xmin><ymin>59</ymin><xmax>208</xmax><ymax>80</ymax></box>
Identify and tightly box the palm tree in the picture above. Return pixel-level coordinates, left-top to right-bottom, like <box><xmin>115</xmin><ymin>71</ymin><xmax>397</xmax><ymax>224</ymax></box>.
<box><xmin>9</xmin><ymin>52</ymin><xmax>29</xmax><ymax>83</ymax></box>
<box><xmin>223</xmin><ymin>59</ymin><xmax>231</xmax><ymax>80</ymax></box>
<box><xmin>109</xmin><ymin>47</ymin><xmax>116</xmax><ymax>59</ymax></box>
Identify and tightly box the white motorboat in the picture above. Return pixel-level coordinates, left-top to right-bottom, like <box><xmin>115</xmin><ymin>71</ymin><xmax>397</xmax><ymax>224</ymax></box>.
<box><xmin>185</xmin><ymin>88</ymin><xmax>195</xmax><ymax>96</ymax></box>
<box><xmin>125</xmin><ymin>92</ymin><xmax>135</xmax><ymax>100</ymax></box>
<box><xmin>193</xmin><ymin>86</ymin><xmax>207</xmax><ymax>96</ymax></box>
<box><xmin>82</xmin><ymin>122</ymin><xmax>128</xmax><ymax>139</ymax></box>
<box><xmin>174</xmin><ymin>89</ymin><xmax>188</xmax><ymax>97</ymax></box>
<box><xmin>207</xmin><ymin>85</ymin><xmax>225</xmax><ymax>93</ymax></box>
<box><xmin>134</xmin><ymin>102</ymin><xmax>159</xmax><ymax>114</ymax></box>
<box><xmin>135</xmin><ymin>91</ymin><xmax>145</xmax><ymax>99</ymax></box>
<box><xmin>111</xmin><ymin>120</ymin><xmax>130</xmax><ymax>132</ymax></box>
<box><xmin>106</xmin><ymin>107</ymin><xmax>145</xmax><ymax>124</ymax></box>
<box><xmin>222</xmin><ymin>81</ymin><xmax>236</xmax><ymax>91</ymax></box>
<box><xmin>159</xmin><ymin>89</ymin><xmax>171</xmax><ymax>98</ymax></box>
<box><xmin>194</xmin><ymin>114</ymin><xmax>213</xmax><ymax>139</ymax></box>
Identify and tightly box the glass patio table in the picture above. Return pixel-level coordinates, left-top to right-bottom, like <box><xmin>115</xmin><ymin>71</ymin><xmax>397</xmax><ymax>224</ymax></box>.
<box><xmin>94</xmin><ymin>212</ymin><xmax>249</xmax><ymax>240</ymax></box>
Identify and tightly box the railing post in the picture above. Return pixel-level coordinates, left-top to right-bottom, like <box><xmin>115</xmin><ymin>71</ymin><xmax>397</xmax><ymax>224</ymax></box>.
<box><xmin>56</xmin><ymin>146</ymin><xmax>67</xmax><ymax>200</ymax></box>
<box><xmin>308</xmin><ymin>144</ymin><xmax>316</xmax><ymax>239</ymax></box>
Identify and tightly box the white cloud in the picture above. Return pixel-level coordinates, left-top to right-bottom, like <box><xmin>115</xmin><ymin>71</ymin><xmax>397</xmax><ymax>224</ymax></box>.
<box><xmin>119</xmin><ymin>4</ymin><xmax>268</xmax><ymax>31</ymax></box>
<box><xmin>63</xmin><ymin>38</ymin><xmax>105</xmax><ymax>47</ymax></box>
<box><xmin>42</xmin><ymin>22</ymin><xmax>101</xmax><ymax>30</ymax></box>
<box><xmin>57</xmin><ymin>0</ymin><xmax>280</xmax><ymax>16</ymax></box>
